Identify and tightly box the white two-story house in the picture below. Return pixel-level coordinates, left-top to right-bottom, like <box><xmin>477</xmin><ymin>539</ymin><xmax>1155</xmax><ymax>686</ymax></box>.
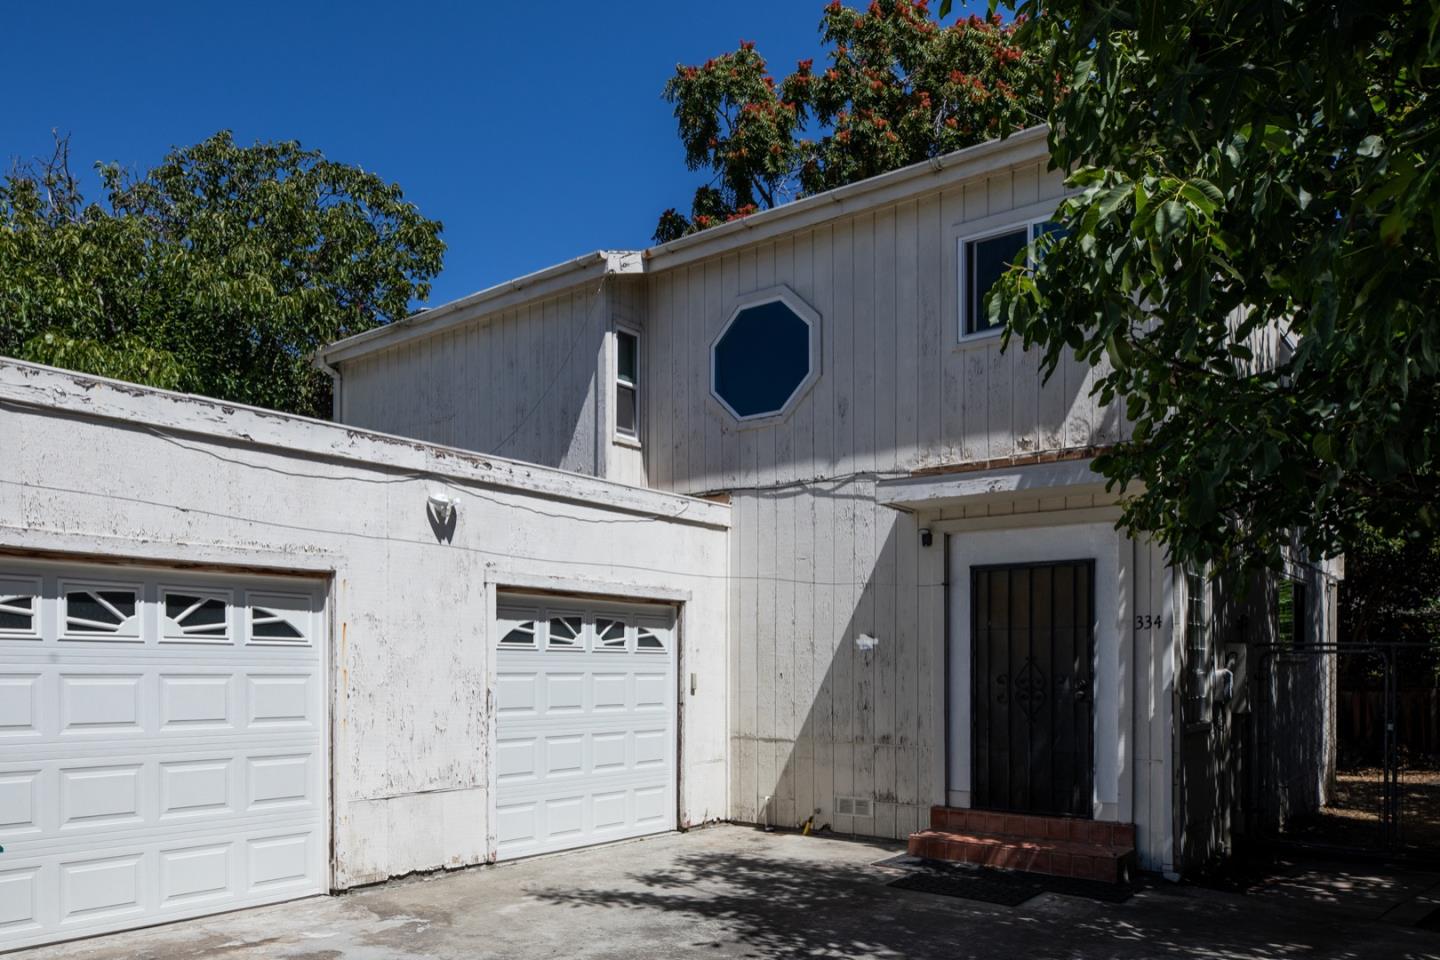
<box><xmin>317</xmin><ymin>125</ymin><xmax>1340</xmax><ymax>880</ymax></box>
<box><xmin>0</xmin><ymin>125</ymin><xmax>1347</xmax><ymax>953</ymax></box>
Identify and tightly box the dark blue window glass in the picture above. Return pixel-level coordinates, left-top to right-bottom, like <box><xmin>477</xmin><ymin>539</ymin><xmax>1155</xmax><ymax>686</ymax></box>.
<box><xmin>713</xmin><ymin>300</ymin><xmax>811</xmax><ymax>418</ymax></box>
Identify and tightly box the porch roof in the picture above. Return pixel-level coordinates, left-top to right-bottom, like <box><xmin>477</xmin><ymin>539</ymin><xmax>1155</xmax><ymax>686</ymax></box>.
<box><xmin>875</xmin><ymin>456</ymin><xmax>1111</xmax><ymax>512</ymax></box>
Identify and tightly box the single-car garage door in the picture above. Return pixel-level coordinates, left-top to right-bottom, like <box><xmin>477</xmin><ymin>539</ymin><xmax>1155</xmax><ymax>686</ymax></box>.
<box><xmin>494</xmin><ymin>595</ymin><xmax>676</xmax><ymax>860</ymax></box>
<box><xmin>0</xmin><ymin>560</ymin><xmax>327</xmax><ymax>951</ymax></box>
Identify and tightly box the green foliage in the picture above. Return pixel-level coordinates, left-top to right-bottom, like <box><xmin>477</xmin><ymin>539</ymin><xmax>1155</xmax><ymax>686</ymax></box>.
<box><xmin>990</xmin><ymin>0</ymin><xmax>1440</xmax><ymax>571</ymax></box>
<box><xmin>0</xmin><ymin>132</ymin><xmax>445</xmax><ymax>417</ymax></box>
<box><xmin>1340</xmin><ymin>521</ymin><xmax>1440</xmax><ymax>650</ymax></box>
<box><xmin>654</xmin><ymin>0</ymin><xmax>1052</xmax><ymax>241</ymax></box>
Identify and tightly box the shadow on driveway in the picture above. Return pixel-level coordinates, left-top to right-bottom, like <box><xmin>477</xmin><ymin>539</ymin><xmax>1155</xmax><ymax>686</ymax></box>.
<box><xmin>24</xmin><ymin>827</ymin><xmax>1440</xmax><ymax>960</ymax></box>
<box><xmin>526</xmin><ymin>830</ymin><xmax>1440</xmax><ymax>960</ymax></box>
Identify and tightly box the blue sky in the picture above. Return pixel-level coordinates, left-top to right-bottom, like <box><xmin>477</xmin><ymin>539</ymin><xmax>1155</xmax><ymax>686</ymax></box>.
<box><xmin>5</xmin><ymin>1</ymin><xmax>987</xmax><ymax>308</ymax></box>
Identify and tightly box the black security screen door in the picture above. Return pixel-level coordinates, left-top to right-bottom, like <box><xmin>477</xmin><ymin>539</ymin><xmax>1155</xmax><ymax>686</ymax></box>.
<box><xmin>972</xmin><ymin>560</ymin><xmax>1095</xmax><ymax>818</ymax></box>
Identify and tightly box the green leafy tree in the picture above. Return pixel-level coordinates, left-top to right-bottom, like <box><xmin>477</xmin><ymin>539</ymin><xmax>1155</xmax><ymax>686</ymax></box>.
<box><xmin>988</xmin><ymin>0</ymin><xmax>1439</xmax><ymax>570</ymax></box>
<box><xmin>0</xmin><ymin>132</ymin><xmax>445</xmax><ymax>418</ymax></box>
<box><xmin>655</xmin><ymin>0</ymin><xmax>1052</xmax><ymax>241</ymax></box>
<box><xmin>1340</xmin><ymin>522</ymin><xmax>1440</xmax><ymax>649</ymax></box>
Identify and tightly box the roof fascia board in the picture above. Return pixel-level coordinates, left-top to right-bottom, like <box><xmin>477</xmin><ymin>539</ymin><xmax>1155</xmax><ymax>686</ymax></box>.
<box><xmin>642</xmin><ymin>125</ymin><xmax>1051</xmax><ymax>272</ymax></box>
<box><xmin>875</xmin><ymin>456</ymin><xmax>1108</xmax><ymax>511</ymax></box>
<box><xmin>319</xmin><ymin>250</ymin><xmax>642</xmax><ymax>366</ymax></box>
<box><xmin>0</xmin><ymin>358</ymin><xmax>728</xmax><ymax>530</ymax></box>
<box><xmin>316</xmin><ymin>127</ymin><xmax>1051</xmax><ymax>363</ymax></box>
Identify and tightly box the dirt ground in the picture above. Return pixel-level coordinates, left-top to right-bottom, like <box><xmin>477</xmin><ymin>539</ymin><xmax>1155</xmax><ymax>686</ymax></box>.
<box><xmin>1286</xmin><ymin>767</ymin><xmax>1440</xmax><ymax>851</ymax></box>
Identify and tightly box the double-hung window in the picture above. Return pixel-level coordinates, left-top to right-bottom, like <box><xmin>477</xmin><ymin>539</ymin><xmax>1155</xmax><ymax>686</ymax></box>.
<box><xmin>615</xmin><ymin>329</ymin><xmax>639</xmax><ymax>441</ymax></box>
<box><xmin>960</xmin><ymin>219</ymin><xmax>1064</xmax><ymax>338</ymax></box>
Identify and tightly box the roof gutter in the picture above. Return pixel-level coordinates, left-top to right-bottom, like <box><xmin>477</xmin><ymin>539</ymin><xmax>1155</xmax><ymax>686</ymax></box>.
<box><xmin>314</xmin><ymin>126</ymin><xmax>1052</xmax><ymax>367</ymax></box>
<box><xmin>641</xmin><ymin>124</ymin><xmax>1052</xmax><ymax>273</ymax></box>
<box><xmin>313</xmin><ymin>352</ymin><xmax>344</xmax><ymax>422</ymax></box>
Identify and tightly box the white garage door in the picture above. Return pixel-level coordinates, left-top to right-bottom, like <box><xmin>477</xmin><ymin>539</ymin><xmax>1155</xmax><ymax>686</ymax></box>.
<box><xmin>494</xmin><ymin>596</ymin><xmax>676</xmax><ymax>860</ymax></box>
<box><xmin>0</xmin><ymin>560</ymin><xmax>327</xmax><ymax>951</ymax></box>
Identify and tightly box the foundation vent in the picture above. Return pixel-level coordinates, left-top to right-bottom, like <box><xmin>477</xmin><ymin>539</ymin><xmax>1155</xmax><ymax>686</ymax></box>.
<box><xmin>835</xmin><ymin>797</ymin><xmax>873</xmax><ymax>818</ymax></box>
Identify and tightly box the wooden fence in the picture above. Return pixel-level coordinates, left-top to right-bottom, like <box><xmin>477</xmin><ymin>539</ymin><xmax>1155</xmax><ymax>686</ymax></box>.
<box><xmin>1338</xmin><ymin>688</ymin><xmax>1440</xmax><ymax>766</ymax></box>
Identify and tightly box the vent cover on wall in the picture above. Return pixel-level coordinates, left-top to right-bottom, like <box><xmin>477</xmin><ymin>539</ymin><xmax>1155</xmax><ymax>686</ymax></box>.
<box><xmin>834</xmin><ymin>797</ymin><xmax>873</xmax><ymax>818</ymax></box>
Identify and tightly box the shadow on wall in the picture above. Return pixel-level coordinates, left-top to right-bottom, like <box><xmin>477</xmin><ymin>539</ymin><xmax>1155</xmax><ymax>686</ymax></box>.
<box><xmin>1177</xmin><ymin>570</ymin><xmax>1334</xmax><ymax>872</ymax></box>
<box><xmin>730</xmin><ymin>477</ymin><xmax>935</xmax><ymax>839</ymax></box>
<box><xmin>720</xmin><ymin>332</ymin><xmax>1125</xmax><ymax>840</ymax></box>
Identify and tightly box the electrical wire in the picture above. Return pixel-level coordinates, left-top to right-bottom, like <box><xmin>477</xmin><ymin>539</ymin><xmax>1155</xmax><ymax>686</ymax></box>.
<box><xmin>0</xmin><ymin>477</ymin><xmax>912</xmax><ymax>589</ymax></box>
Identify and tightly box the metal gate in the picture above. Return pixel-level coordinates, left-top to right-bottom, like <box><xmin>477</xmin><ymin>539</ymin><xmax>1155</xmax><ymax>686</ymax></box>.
<box><xmin>971</xmin><ymin>560</ymin><xmax>1095</xmax><ymax>817</ymax></box>
<box><xmin>1253</xmin><ymin>642</ymin><xmax>1412</xmax><ymax>852</ymax></box>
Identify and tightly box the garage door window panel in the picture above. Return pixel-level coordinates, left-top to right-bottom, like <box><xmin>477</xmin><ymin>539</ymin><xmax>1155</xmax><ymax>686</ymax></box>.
<box><xmin>247</xmin><ymin>593</ymin><xmax>310</xmax><ymax>645</ymax></box>
<box><xmin>62</xmin><ymin>584</ymin><xmax>141</xmax><ymax>640</ymax></box>
<box><xmin>0</xmin><ymin>576</ymin><xmax>40</xmax><ymax>638</ymax></box>
<box><xmin>162</xmin><ymin>589</ymin><xmax>232</xmax><ymax>643</ymax></box>
<box><xmin>499</xmin><ymin>618</ymin><xmax>537</xmax><ymax>648</ymax></box>
<box><xmin>594</xmin><ymin>618</ymin><xmax>628</xmax><ymax>652</ymax></box>
<box><xmin>547</xmin><ymin>616</ymin><xmax>582</xmax><ymax>650</ymax></box>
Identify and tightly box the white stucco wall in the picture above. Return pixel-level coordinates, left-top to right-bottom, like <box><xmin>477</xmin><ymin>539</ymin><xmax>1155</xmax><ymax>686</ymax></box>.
<box><xmin>0</xmin><ymin>359</ymin><xmax>730</xmax><ymax>889</ymax></box>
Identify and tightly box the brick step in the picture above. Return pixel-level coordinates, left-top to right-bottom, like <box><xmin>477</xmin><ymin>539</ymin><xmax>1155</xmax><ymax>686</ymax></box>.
<box><xmin>927</xmin><ymin>805</ymin><xmax>1136</xmax><ymax>849</ymax></box>
<box><xmin>908</xmin><ymin>807</ymin><xmax>1138</xmax><ymax>884</ymax></box>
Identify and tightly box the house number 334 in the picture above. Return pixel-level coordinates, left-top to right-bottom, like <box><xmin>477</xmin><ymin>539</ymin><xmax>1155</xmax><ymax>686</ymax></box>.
<box><xmin>1135</xmin><ymin>615</ymin><xmax>1163</xmax><ymax>630</ymax></box>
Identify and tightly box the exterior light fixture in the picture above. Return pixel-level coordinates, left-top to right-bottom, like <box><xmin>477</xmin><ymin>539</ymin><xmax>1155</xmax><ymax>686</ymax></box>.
<box><xmin>919</xmin><ymin>528</ymin><xmax>933</xmax><ymax>548</ymax></box>
<box><xmin>427</xmin><ymin>492</ymin><xmax>457</xmax><ymax>526</ymax></box>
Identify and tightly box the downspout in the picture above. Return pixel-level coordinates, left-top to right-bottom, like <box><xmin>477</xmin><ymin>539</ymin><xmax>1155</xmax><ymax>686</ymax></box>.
<box><xmin>313</xmin><ymin>352</ymin><xmax>343</xmax><ymax>423</ymax></box>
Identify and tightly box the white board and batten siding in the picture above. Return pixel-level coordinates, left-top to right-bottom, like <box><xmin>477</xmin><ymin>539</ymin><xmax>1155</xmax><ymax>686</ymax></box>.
<box><xmin>336</xmin><ymin>277</ymin><xmax>651</xmax><ymax>486</ymax></box>
<box><xmin>0</xmin><ymin>559</ymin><xmax>327</xmax><ymax>952</ymax></box>
<box><xmin>338</xmin><ymin>284</ymin><xmax>611</xmax><ymax>476</ymax></box>
<box><xmin>640</xmin><ymin>157</ymin><xmax>1140</xmax><ymax>849</ymax></box>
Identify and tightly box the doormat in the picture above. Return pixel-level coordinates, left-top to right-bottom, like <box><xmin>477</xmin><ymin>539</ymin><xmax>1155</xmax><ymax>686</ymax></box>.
<box><xmin>886</xmin><ymin>862</ymin><xmax>1137</xmax><ymax>906</ymax></box>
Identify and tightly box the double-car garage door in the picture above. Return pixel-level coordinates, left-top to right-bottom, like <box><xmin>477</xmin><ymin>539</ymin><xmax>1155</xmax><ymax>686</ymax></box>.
<box><xmin>0</xmin><ymin>560</ymin><xmax>327</xmax><ymax>952</ymax></box>
<box><xmin>494</xmin><ymin>595</ymin><xmax>677</xmax><ymax>860</ymax></box>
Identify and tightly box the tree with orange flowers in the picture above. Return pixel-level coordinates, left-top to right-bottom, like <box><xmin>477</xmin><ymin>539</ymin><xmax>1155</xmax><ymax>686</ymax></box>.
<box><xmin>654</xmin><ymin>1</ymin><xmax>1054</xmax><ymax>242</ymax></box>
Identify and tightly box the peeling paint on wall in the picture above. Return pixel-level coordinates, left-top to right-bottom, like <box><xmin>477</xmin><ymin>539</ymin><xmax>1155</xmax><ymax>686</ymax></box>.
<box><xmin>0</xmin><ymin>360</ymin><xmax>731</xmax><ymax>889</ymax></box>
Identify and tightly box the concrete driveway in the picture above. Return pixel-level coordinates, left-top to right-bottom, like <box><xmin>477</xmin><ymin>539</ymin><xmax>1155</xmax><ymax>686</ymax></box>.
<box><xmin>20</xmin><ymin>826</ymin><xmax>1440</xmax><ymax>960</ymax></box>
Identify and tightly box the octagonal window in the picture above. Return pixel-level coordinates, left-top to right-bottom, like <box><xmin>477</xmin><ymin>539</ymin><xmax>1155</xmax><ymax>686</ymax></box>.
<box><xmin>711</xmin><ymin>288</ymin><xmax>820</xmax><ymax>423</ymax></box>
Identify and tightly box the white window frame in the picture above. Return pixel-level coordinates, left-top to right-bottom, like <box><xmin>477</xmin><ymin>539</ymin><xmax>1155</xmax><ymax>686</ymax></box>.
<box><xmin>956</xmin><ymin>208</ymin><xmax>1060</xmax><ymax>343</ymax></box>
<box><xmin>0</xmin><ymin>574</ymin><xmax>42</xmax><ymax>640</ymax></box>
<box><xmin>246</xmin><ymin>590</ymin><xmax>314</xmax><ymax>646</ymax></box>
<box><xmin>159</xmin><ymin>585</ymin><xmax>235</xmax><ymax>644</ymax></box>
<box><xmin>1276</xmin><ymin>576</ymin><xmax>1307</xmax><ymax>650</ymax></box>
<box><xmin>58</xmin><ymin>577</ymin><xmax>144</xmax><ymax>641</ymax></box>
<box><xmin>613</xmin><ymin>324</ymin><xmax>642</xmax><ymax>447</ymax></box>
